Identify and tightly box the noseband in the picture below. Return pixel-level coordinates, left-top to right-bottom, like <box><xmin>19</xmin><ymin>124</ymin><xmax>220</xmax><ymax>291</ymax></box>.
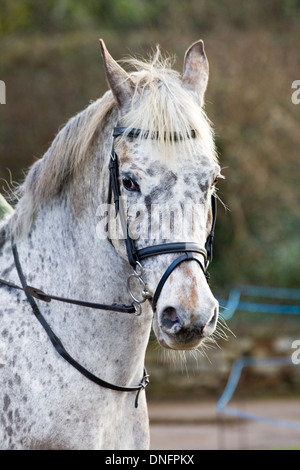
<box><xmin>109</xmin><ymin>126</ymin><xmax>217</xmax><ymax>314</ymax></box>
<box><xmin>0</xmin><ymin>124</ymin><xmax>217</xmax><ymax>405</ymax></box>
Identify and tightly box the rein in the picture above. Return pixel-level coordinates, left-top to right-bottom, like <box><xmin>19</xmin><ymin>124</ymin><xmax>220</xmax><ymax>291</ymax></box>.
<box><xmin>0</xmin><ymin>270</ymin><xmax>136</xmax><ymax>313</ymax></box>
<box><xmin>7</xmin><ymin>243</ymin><xmax>149</xmax><ymax>407</ymax></box>
<box><xmin>0</xmin><ymin>124</ymin><xmax>217</xmax><ymax>406</ymax></box>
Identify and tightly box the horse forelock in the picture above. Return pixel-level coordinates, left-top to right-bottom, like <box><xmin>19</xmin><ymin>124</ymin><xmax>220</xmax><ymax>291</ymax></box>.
<box><xmin>120</xmin><ymin>50</ymin><xmax>217</xmax><ymax>163</ymax></box>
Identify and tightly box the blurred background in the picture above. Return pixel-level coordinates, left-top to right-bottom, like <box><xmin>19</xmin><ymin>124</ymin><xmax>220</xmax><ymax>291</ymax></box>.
<box><xmin>1</xmin><ymin>0</ymin><xmax>300</xmax><ymax>449</ymax></box>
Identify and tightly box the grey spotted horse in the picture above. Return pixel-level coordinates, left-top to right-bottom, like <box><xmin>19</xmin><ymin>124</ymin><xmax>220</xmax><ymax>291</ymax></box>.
<box><xmin>0</xmin><ymin>39</ymin><xmax>222</xmax><ymax>449</ymax></box>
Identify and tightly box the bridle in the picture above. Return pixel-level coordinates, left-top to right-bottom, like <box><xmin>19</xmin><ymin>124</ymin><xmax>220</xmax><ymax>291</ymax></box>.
<box><xmin>0</xmin><ymin>125</ymin><xmax>217</xmax><ymax>406</ymax></box>
<box><xmin>109</xmin><ymin>126</ymin><xmax>217</xmax><ymax>315</ymax></box>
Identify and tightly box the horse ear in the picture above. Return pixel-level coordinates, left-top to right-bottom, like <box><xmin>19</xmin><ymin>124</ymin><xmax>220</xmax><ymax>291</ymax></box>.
<box><xmin>182</xmin><ymin>40</ymin><xmax>209</xmax><ymax>107</ymax></box>
<box><xmin>99</xmin><ymin>39</ymin><xmax>135</xmax><ymax>109</ymax></box>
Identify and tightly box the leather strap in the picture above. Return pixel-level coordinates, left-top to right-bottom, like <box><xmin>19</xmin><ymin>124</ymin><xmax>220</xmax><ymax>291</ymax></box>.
<box><xmin>137</xmin><ymin>242</ymin><xmax>207</xmax><ymax>263</ymax></box>
<box><xmin>6</xmin><ymin>243</ymin><xmax>148</xmax><ymax>406</ymax></box>
<box><xmin>108</xmin><ymin>154</ymin><xmax>120</xmax><ymax>216</ymax></box>
<box><xmin>113</xmin><ymin>127</ymin><xmax>197</xmax><ymax>141</ymax></box>
<box><xmin>205</xmin><ymin>194</ymin><xmax>217</xmax><ymax>266</ymax></box>
<box><xmin>108</xmin><ymin>136</ymin><xmax>141</xmax><ymax>268</ymax></box>
<box><xmin>151</xmin><ymin>252</ymin><xmax>208</xmax><ymax>312</ymax></box>
<box><xmin>0</xmin><ymin>276</ymin><xmax>135</xmax><ymax>314</ymax></box>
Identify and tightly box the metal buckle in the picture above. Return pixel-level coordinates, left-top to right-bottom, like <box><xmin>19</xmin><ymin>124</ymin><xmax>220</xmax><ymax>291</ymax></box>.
<box><xmin>127</xmin><ymin>262</ymin><xmax>152</xmax><ymax>315</ymax></box>
<box><xmin>132</xmin><ymin>302</ymin><xmax>142</xmax><ymax>316</ymax></box>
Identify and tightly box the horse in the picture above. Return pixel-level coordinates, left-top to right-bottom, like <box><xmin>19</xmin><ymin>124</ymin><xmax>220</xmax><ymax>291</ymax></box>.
<box><xmin>0</xmin><ymin>39</ymin><xmax>222</xmax><ymax>449</ymax></box>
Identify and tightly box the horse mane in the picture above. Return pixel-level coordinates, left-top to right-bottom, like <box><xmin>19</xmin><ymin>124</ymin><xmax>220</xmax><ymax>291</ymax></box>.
<box><xmin>9</xmin><ymin>47</ymin><xmax>217</xmax><ymax>241</ymax></box>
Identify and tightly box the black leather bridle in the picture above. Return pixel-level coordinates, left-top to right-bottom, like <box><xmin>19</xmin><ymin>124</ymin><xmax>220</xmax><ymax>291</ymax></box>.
<box><xmin>0</xmin><ymin>125</ymin><xmax>217</xmax><ymax>406</ymax></box>
<box><xmin>109</xmin><ymin>126</ymin><xmax>217</xmax><ymax>313</ymax></box>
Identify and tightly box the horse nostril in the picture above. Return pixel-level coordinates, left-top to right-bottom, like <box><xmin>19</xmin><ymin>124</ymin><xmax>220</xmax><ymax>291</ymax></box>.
<box><xmin>161</xmin><ymin>306</ymin><xmax>182</xmax><ymax>333</ymax></box>
<box><xmin>202</xmin><ymin>307</ymin><xmax>218</xmax><ymax>336</ymax></box>
<box><xmin>159</xmin><ymin>304</ymin><xmax>219</xmax><ymax>343</ymax></box>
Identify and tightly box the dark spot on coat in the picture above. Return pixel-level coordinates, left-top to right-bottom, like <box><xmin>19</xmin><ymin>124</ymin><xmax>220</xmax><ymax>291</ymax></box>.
<box><xmin>6</xmin><ymin>426</ymin><xmax>13</xmax><ymax>437</ymax></box>
<box><xmin>1</xmin><ymin>263</ymin><xmax>14</xmax><ymax>277</ymax></box>
<box><xmin>7</xmin><ymin>410</ymin><xmax>13</xmax><ymax>423</ymax></box>
<box><xmin>147</xmin><ymin>167</ymin><xmax>156</xmax><ymax>177</ymax></box>
<box><xmin>15</xmin><ymin>373</ymin><xmax>21</xmax><ymax>385</ymax></box>
<box><xmin>1</xmin><ymin>328</ymin><xmax>9</xmax><ymax>338</ymax></box>
<box><xmin>3</xmin><ymin>394</ymin><xmax>11</xmax><ymax>412</ymax></box>
<box><xmin>162</xmin><ymin>171</ymin><xmax>178</xmax><ymax>190</ymax></box>
<box><xmin>147</xmin><ymin>171</ymin><xmax>178</xmax><ymax>203</ymax></box>
<box><xmin>200</xmin><ymin>182</ymin><xmax>209</xmax><ymax>193</ymax></box>
<box><xmin>149</xmin><ymin>187</ymin><xmax>163</xmax><ymax>202</ymax></box>
<box><xmin>184</xmin><ymin>190</ymin><xmax>193</xmax><ymax>200</ymax></box>
<box><xmin>184</xmin><ymin>175</ymin><xmax>191</xmax><ymax>185</ymax></box>
<box><xmin>144</xmin><ymin>195</ymin><xmax>152</xmax><ymax>213</ymax></box>
<box><xmin>15</xmin><ymin>408</ymin><xmax>20</xmax><ymax>422</ymax></box>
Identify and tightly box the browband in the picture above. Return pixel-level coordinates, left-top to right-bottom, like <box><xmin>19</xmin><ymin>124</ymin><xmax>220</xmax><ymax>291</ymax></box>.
<box><xmin>113</xmin><ymin>127</ymin><xmax>196</xmax><ymax>141</ymax></box>
<box><xmin>137</xmin><ymin>242</ymin><xmax>207</xmax><ymax>264</ymax></box>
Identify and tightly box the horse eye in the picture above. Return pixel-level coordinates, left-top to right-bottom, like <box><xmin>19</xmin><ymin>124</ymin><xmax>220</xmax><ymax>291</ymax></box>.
<box><xmin>122</xmin><ymin>176</ymin><xmax>140</xmax><ymax>192</ymax></box>
<box><xmin>212</xmin><ymin>176</ymin><xmax>219</xmax><ymax>187</ymax></box>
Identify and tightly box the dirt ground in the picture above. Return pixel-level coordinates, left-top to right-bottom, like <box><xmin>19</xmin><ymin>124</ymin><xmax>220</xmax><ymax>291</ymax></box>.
<box><xmin>148</xmin><ymin>399</ymin><xmax>300</xmax><ymax>450</ymax></box>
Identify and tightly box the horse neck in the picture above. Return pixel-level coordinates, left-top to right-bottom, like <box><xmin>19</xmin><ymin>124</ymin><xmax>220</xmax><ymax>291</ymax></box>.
<box><xmin>14</xmin><ymin>138</ymin><xmax>151</xmax><ymax>387</ymax></box>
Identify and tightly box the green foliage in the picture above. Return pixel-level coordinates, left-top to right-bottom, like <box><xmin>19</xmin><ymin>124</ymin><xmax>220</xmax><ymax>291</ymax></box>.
<box><xmin>0</xmin><ymin>0</ymin><xmax>170</xmax><ymax>36</ymax></box>
<box><xmin>0</xmin><ymin>193</ymin><xmax>13</xmax><ymax>220</ymax></box>
<box><xmin>1</xmin><ymin>0</ymin><xmax>300</xmax><ymax>37</ymax></box>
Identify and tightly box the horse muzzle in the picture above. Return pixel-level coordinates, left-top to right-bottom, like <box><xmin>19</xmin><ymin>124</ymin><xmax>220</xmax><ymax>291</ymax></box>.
<box><xmin>154</xmin><ymin>298</ymin><xmax>219</xmax><ymax>350</ymax></box>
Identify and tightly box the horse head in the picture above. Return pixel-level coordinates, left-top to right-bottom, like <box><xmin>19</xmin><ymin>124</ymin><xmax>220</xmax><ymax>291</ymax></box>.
<box><xmin>100</xmin><ymin>40</ymin><xmax>221</xmax><ymax>351</ymax></box>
